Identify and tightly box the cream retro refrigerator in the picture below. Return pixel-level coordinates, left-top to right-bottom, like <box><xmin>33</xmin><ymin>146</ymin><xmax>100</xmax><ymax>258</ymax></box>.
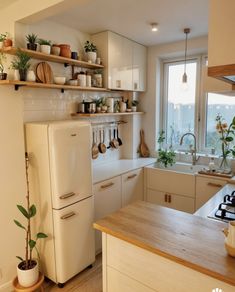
<box><xmin>25</xmin><ymin>120</ymin><xmax>95</xmax><ymax>286</ymax></box>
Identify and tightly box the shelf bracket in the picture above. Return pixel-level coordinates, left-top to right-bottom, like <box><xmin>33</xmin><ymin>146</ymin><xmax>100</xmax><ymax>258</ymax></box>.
<box><xmin>14</xmin><ymin>84</ymin><xmax>22</xmax><ymax>91</ymax></box>
<box><xmin>61</xmin><ymin>88</ymin><xmax>65</xmax><ymax>93</ymax></box>
<box><xmin>64</xmin><ymin>63</ymin><xmax>69</xmax><ymax>68</ymax></box>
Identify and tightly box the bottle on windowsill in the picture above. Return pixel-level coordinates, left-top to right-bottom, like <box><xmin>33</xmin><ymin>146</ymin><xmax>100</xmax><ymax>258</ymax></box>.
<box><xmin>208</xmin><ymin>157</ymin><xmax>216</xmax><ymax>172</ymax></box>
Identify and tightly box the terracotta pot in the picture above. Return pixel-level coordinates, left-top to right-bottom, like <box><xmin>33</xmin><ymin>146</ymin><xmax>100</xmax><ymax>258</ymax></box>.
<box><xmin>3</xmin><ymin>39</ymin><xmax>12</xmax><ymax>47</ymax></box>
<box><xmin>59</xmin><ymin>44</ymin><xmax>71</xmax><ymax>58</ymax></box>
<box><xmin>51</xmin><ymin>45</ymin><xmax>61</xmax><ymax>56</ymax></box>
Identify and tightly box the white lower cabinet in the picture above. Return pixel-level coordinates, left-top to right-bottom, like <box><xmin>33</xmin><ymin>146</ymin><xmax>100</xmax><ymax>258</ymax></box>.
<box><xmin>122</xmin><ymin>168</ymin><xmax>143</xmax><ymax>206</ymax></box>
<box><xmin>147</xmin><ymin>189</ymin><xmax>195</xmax><ymax>213</ymax></box>
<box><xmin>94</xmin><ymin>176</ymin><xmax>122</xmax><ymax>253</ymax></box>
<box><xmin>196</xmin><ymin>176</ymin><xmax>226</xmax><ymax>210</ymax></box>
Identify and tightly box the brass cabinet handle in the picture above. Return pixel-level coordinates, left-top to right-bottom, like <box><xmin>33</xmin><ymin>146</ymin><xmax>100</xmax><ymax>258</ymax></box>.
<box><xmin>59</xmin><ymin>192</ymin><xmax>76</xmax><ymax>200</ymax></box>
<box><xmin>168</xmin><ymin>194</ymin><xmax>172</xmax><ymax>203</ymax></box>
<box><xmin>207</xmin><ymin>182</ymin><xmax>223</xmax><ymax>188</ymax></box>
<box><xmin>100</xmin><ymin>182</ymin><xmax>114</xmax><ymax>189</ymax></box>
<box><xmin>164</xmin><ymin>194</ymin><xmax>168</xmax><ymax>202</ymax></box>
<box><xmin>61</xmin><ymin>212</ymin><xmax>76</xmax><ymax>220</ymax></box>
<box><xmin>127</xmin><ymin>174</ymin><xmax>137</xmax><ymax>180</ymax></box>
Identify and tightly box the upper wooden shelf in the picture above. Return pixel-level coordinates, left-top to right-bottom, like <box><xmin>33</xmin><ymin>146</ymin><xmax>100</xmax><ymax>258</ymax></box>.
<box><xmin>0</xmin><ymin>80</ymin><xmax>109</xmax><ymax>93</ymax></box>
<box><xmin>208</xmin><ymin>64</ymin><xmax>235</xmax><ymax>88</ymax></box>
<box><xmin>1</xmin><ymin>47</ymin><xmax>104</xmax><ymax>69</ymax></box>
<box><xmin>71</xmin><ymin>112</ymin><xmax>144</xmax><ymax>117</ymax></box>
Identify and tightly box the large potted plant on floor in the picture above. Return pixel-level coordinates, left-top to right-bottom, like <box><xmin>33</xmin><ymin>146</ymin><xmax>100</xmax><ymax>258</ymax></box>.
<box><xmin>14</xmin><ymin>153</ymin><xmax>47</xmax><ymax>287</ymax></box>
<box><xmin>11</xmin><ymin>49</ymin><xmax>31</xmax><ymax>81</ymax></box>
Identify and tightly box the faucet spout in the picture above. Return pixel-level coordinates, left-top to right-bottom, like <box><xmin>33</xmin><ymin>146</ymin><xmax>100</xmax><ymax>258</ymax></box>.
<box><xmin>179</xmin><ymin>133</ymin><xmax>197</xmax><ymax>165</ymax></box>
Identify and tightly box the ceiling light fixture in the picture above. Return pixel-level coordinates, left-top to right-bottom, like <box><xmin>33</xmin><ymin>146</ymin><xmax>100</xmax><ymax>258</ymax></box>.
<box><xmin>182</xmin><ymin>28</ymin><xmax>190</xmax><ymax>84</ymax></box>
<box><xmin>151</xmin><ymin>23</ymin><xmax>158</xmax><ymax>32</ymax></box>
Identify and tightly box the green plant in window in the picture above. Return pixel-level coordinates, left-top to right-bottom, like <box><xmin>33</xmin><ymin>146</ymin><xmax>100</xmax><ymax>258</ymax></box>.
<box><xmin>157</xmin><ymin>130</ymin><xmax>176</xmax><ymax>168</ymax></box>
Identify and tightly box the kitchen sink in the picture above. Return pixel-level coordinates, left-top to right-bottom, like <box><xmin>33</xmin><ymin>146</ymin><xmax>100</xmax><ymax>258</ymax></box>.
<box><xmin>152</xmin><ymin>162</ymin><xmax>206</xmax><ymax>174</ymax></box>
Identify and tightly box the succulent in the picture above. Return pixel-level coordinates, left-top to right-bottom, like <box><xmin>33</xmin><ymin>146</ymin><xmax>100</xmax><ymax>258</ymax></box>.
<box><xmin>26</xmin><ymin>33</ymin><xmax>38</xmax><ymax>44</ymax></box>
<box><xmin>38</xmin><ymin>39</ymin><xmax>52</xmax><ymax>46</ymax></box>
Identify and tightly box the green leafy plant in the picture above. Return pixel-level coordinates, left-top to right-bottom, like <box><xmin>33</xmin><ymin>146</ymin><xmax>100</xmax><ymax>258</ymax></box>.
<box><xmin>93</xmin><ymin>69</ymin><xmax>102</xmax><ymax>75</ymax></box>
<box><xmin>157</xmin><ymin>130</ymin><xmax>176</xmax><ymax>168</ymax></box>
<box><xmin>131</xmin><ymin>100</ymin><xmax>139</xmax><ymax>106</ymax></box>
<box><xmin>14</xmin><ymin>153</ymin><xmax>47</xmax><ymax>270</ymax></box>
<box><xmin>95</xmin><ymin>97</ymin><xmax>103</xmax><ymax>107</ymax></box>
<box><xmin>84</xmin><ymin>40</ymin><xmax>97</xmax><ymax>52</ymax></box>
<box><xmin>0</xmin><ymin>52</ymin><xmax>6</xmax><ymax>73</ymax></box>
<box><xmin>0</xmin><ymin>32</ymin><xmax>9</xmax><ymax>42</ymax></box>
<box><xmin>38</xmin><ymin>39</ymin><xmax>51</xmax><ymax>46</ymax></box>
<box><xmin>11</xmin><ymin>49</ymin><xmax>31</xmax><ymax>70</ymax></box>
<box><xmin>26</xmin><ymin>33</ymin><xmax>38</xmax><ymax>44</ymax></box>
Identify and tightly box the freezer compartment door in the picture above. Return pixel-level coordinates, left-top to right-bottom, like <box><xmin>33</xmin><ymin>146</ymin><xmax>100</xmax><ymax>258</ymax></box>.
<box><xmin>52</xmin><ymin>196</ymin><xmax>95</xmax><ymax>284</ymax></box>
<box><xmin>49</xmin><ymin>122</ymin><xmax>92</xmax><ymax>209</ymax></box>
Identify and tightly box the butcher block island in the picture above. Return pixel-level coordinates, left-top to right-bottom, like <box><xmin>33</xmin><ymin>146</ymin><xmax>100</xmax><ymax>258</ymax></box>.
<box><xmin>94</xmin><ymin>201</ymin><xmax>235</xmax><ymax>292</ymax></box>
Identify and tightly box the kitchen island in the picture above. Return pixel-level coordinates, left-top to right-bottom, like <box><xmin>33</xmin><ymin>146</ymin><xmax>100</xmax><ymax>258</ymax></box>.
<box><xmin>94</xmin><ymin>200</ymin><xmax>235</xmax><ymax>292</ymax></box>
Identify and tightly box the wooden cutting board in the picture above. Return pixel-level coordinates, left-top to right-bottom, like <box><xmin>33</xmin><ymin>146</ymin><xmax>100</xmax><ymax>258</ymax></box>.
<box><xmin>139</xmin><ymin>129</ymin><xmax>150</xmax><ymax>157</ymax></box>
<box><xmin>36</xmin><ymin>62</ymin><xmax>53</xmax><ymax>84</ymax></box>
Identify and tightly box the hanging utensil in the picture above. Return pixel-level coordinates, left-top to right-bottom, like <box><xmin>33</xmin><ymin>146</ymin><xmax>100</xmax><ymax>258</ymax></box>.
<box><xmin>116</xmin><ymin>126</ymin><xmax>123</xmax><ymax>146</ymax></box>
<box><xmin>139</xmin><ymin>129</ymin><xmax>150</xmax><ymax>157</ymax></box>
<box><xmin>112</xmin><ymin>128</ymin><xmax>119</xmax><ymax>149</ymax></box>
<box><xmin>107</xmin><ymin>128</ymin><xmax>113</xmax><ymax>149</ymax></box>
<box><xmin>91</xmin><ymin>130</ymin><xmax>99</xmax><ymax>159</ymax></box>
<box><xmin>98</xmin><ymin>129</ymin><xmax>107</xmax><ymax>154</ymax></box>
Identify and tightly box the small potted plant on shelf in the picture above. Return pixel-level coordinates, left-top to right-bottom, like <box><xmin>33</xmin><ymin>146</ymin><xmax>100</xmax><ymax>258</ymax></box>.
<box><xmin>84</xmin><ymin>40</ymin><xmax>97</xmax><ymax>63</ymax></box>
<box><xmin>0</xmin><ymin>33</ymin><xmax>7</xmax><ymax>49</ymax></box>
<box><xmin>3</xmin><ymin>32</ymin><xmax>13</xmax><ymax>48</ymax></box>
<box><xmin>38</xmin><ymin>39</ymin><xmax>52</xmax><ymax>54</ymax></box>
<box><xmin>26</xmin><ymin>33</ymin><xmax>38</xmax><ymax>51</ymax></box>
<box><xmin>11</xmin><ymin>49</ymin><xmax>31</xmax><ymax>81</ymax></box>
<box><xmin>95</xmin><ymin>97</ymin><xmax>103</xmax><ymax>113</ymax></box>
<box><xmin>131</xmin><ymin>100</ymin><xmax>139</xmax><ymax>112</ymax></box>
<box><xmin>14</xmin><ymin>153</ymin><xmax>47</xmax><ymax>288</ymax></box>
<box><xmin>0</xmin><ymin>52</ymin><xmax>7</xmax><ymax>80</ymax></box>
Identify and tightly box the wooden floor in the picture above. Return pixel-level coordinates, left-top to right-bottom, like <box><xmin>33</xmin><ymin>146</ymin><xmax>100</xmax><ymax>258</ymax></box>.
<box><xmin>43</xmin><ymin>254</ymin><xmax>102</xmax><ymax>292</ymax></box>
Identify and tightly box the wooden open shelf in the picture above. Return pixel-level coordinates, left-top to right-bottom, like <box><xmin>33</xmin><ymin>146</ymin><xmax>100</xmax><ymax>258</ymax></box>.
<box><xmin>0</xmin><ymin>80</ymin><xmax>109</xmax><ymax>92</ymax></box>
<box><xmin>1</xmin><ymin>47</ymin><xmax>104</xmax><ymax>69</ymax></box>
<box><xmin>71</xmin><ymin>112</ymin><xmax>144</xmax><ymax>117</ymax></box>
<box><xmin>208</xmin><ymin>64</ymin><xmax>235</xmax><ymax>88</ymax></box>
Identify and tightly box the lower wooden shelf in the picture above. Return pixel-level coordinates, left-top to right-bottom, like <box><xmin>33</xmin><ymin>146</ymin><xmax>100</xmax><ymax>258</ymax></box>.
<box><xmin>0</xmin><ymin>80</ymin><xmax>109</xmax><ymax>92</ymax></box>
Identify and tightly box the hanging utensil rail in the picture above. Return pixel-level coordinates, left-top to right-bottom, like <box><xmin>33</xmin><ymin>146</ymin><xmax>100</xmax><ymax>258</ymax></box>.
<box><xmin>91</xmin><ymin>120</ymin><xmax>127</xmax><ymax>127</ymax></box>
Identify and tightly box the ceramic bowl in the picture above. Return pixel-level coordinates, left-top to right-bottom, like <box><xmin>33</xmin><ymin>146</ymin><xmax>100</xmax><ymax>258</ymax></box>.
<box><xmin>68</xmin><ymin>79</ymin><xmax>78</xmax><ymax>86</ymax></box>
<box><xmin>54</xmin><ymin>76</ymin><xmax>66</xmax><ymax>85</ymax></box>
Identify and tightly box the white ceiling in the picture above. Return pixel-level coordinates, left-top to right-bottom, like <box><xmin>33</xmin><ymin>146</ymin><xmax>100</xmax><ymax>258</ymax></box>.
<box><xmin>48</xmin><ymin>0</ymin><xmax>209</xmax><ymax>46</ymax></box>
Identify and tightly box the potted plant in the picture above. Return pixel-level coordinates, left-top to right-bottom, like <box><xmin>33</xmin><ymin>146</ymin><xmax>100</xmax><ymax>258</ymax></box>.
<box><xmin>26</xmin><ymin>33</ymin><xmax>38</xmax><ymax>51</ymax></box>
<box><xmin>38</xmin><ymin>39</ymin><xmax>51</xmax><ymax>54</ymax></box>
<box><xmin>3</xmin><ymin>32</ymin><xmax>12</xmax><ymax>47</ymax></box>
<box><xmin>0</xmin><ymin>33</ymin><xmax>7</xmax><ymax>49</ymax></box>
<box><xmin>84</xmin><ymin>41</ymin><xmax>97</xmax><ymax>63</ymax></box>
<box><xmin>157</xmin><ymin>130</ymin><xmax>176</xmax><ymax>168</ymax></box>
<box><xmin>95</xmin><ymin>97</ymin><xmax>103</xmax><ymax>113</ymax></box>
<box><xmin>131</xmin><ymin>100</ymin><xmax>139</xmax><ymax>112</ymax></box>
<box><xmin>0</xmin><ymin>52</ymin><xmax>7</xmax><ymax>80</ymax></box>
<box><xmin>11</xmin><ymin>49</ymin><xmax>31</xmax><ymax>81</ymax></box>
<box><xmin>14</xmin><ymin>153</ymin><xmax>47</xmax><ymax>287</ymax></box>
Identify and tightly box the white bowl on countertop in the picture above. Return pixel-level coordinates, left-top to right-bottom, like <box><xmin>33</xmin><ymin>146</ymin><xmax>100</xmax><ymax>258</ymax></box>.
<box><xmin>54</xmin><ymin>76</ymin><xmax>66</xmax><ymax>85</ymax></box>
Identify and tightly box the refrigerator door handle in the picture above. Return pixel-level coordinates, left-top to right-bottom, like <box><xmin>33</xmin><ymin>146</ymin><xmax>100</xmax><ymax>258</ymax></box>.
<box><xmin>61</xmin><ymin>212</ymin><xmax>76</xmax><ymax>220</ymax></box>
<box><xmin>59</xmin><ymin>192</ymin><xmax>76</xmax><ymax>200</ymax></box>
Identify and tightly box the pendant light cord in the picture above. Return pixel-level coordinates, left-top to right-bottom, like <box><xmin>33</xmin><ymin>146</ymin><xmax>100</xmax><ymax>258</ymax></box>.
<box><xmin>184</xmin><ymin>31</ymin><xmax>188</xmax><ymax>74</ymax></box>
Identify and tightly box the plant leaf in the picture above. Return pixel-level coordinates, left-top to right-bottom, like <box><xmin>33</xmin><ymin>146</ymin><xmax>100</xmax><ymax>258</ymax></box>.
<box><xmin>17</xmin><ymin>205</ymin><xmax>29</xmax><ymax>219</ymax></box>
<box><xmin>225</xmin><ymin>136</ymin><xmax>233</xmax><ymax>142</ymax></box>
<box><xmin>29</xmin><ymin>240</ymin><xmax>36</xmax><ymax>250</ymax></box>
<box><xmin>16</xmin><ymin>256</ymin><xmax>24</xmax><ymax>262</ymax></box>
<box><xmin>37</xmin><ymin>232</ymin><xmax>48</xmax><ymax>239</ymax></box>
<box><xmin>14</xmin><ymin>219</ymin><xmax>26</xmax><ymax>230</ymax></box>
<box><xmin>232</xmin><ymin>116</ymin><xmax>235</xmax><ymax>125</ymax></box>
<box><xmin>29</xmin><ymin>204</ymin><xmax>36</xmax><ymax>218</ymax></box>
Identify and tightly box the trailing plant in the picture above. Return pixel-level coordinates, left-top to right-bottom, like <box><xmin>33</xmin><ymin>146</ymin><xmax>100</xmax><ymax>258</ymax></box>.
<box><xmin>14</xmin><ymin>153</ymin><xmax>47</xmax><ymax>270</ymax></box>
<box><xmin>0</xmin><ymin>52</ymin><xmax>6</xmax><ymax>73</ymax></box>
<box><xmin>157</xmin><ymin>130</ymin><xmax>176</xmax><ymax>168</ymax></box>
<box><xmin>26</xmin><ymin>33</ymin><xmax>38</xmax><ymax>44</ymax></box>
<box><xmin>131</xmin><ymin>100</ymin><xmax>139</xmax><ymax>106</ymax></box>
<box><xmin>38</xmin><ymin>39</ymin><xmax>51</xmax><ymax>46</ymax></box>
<box><xmin>11</xmin><ymin>49</ymin><xmax>31</xmax><ymax>70</ymax></box>
<box><xmin>84</xmin><ymin>40</ymin><xmax>97</xmax><ymax>52</ymax></box>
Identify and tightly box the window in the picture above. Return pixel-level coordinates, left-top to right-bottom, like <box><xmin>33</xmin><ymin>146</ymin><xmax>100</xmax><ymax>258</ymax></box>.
<box><xmin>161</xmin><ymin>56</ymin><xmax>235</xmax><ymax>154</ymax></box>
<box><xmin>162</xmin><ymin>59</ymin><xmax>199</xmax><ymax>148</ymax></box>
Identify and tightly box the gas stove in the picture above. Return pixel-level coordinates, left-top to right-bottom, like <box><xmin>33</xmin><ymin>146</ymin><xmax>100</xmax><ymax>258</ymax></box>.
<box><xmin>208</xmin><ymin>191</ymin><xmax>235</xmax><ymax>222</ymax></box>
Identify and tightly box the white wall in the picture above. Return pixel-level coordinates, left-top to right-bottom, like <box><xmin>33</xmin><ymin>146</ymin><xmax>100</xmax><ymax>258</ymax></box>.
<box><xmin>141</xmin><ymin>36</ymin><xmax>208</xmax><ymax>156</ymax></box>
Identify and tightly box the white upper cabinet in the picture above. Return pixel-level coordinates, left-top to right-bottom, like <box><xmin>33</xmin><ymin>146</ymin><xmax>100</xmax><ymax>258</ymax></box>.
<box><xmin>92</xmin><ymin>31</ymin><xmax>146</xmax><ymax>91</ymax></box>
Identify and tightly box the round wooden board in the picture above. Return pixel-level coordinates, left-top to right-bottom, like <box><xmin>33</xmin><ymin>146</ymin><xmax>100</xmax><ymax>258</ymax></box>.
<box><xmin>36</xmin><ymin>62</ymin><xmax>53</xmax><ymax>84</ymax></box>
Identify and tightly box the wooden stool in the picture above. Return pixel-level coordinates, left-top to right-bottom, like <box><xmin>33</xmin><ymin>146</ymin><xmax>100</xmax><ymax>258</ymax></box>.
<box><xmin>12</xmin><ymin>272</ymin><xmax>44</xmax><ymax>292</ymax></box>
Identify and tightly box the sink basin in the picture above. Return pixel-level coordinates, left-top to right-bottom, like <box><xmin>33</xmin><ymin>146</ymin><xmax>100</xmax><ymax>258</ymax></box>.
<box><xmin>153</xmin><ymin>162</ymin><xmax>206</xmax><ymax>174</ymax></box>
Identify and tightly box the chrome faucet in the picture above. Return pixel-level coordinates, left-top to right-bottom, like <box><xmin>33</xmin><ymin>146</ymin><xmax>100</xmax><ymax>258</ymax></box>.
<box><xmin>179</xmin><ymin>133</ymin><xmax>197</xmax><ymax>165</ymax></box>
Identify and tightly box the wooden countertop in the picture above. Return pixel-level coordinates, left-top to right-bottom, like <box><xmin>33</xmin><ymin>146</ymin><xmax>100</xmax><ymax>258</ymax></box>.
<box><xmin>94</xmin><ymin>201</ymin><xmax>235</xmax><ymax>286</ymax></box>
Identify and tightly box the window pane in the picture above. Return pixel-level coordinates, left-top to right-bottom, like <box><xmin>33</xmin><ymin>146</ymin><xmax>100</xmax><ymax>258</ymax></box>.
<box><xmin>206</xmin><ymin>93</ymin><xmax>235</xmax><ymax>153</ymax></box>
<box><xmin>166</xmin><ymin>61</ymin><xmax>197</xmax><ymax>146</ymax></box>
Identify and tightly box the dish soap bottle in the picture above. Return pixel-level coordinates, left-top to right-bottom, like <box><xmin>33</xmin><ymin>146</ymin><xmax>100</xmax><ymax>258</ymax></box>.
<box><xmin>209</xmin><ymin>157</ymin><xmax>216</xmax><ymax>172</ymax></box>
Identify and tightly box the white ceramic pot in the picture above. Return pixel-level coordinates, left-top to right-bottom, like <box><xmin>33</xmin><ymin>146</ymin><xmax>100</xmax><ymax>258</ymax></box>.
<box><xmin>14</xmin><ymin>69</ymin><xmax>20</xmax><ymax>81</ymax></box>
<box><xmin>51</xmin><ymin>46</ymin><xmax>60</xmax><ymax>56</ymax></box>
<box><xmin>119</xmin><ymin>101</ymin><xmax>127</xmax><ymax>113</ymax></box>
<box><xmin>86</xmin><ymin>51</ymin><xmax>97</xmax><ymax>63</ymax></box>
<box><xmin>26</xmin><ymin>70</ymin><xmax>36</xmax><ymax>82</ymax></box>
<box><xmin>106</xmin><ymin>97</ymin><xmax>114</xmax><ymax>113</ymax></box>
<box><xmin>17</xmin><ymin>260</ymin><xmax>39</xmax><ymax>287</ymax></box>
<box><xmin>40</xmin><ymin>45</ymin><xmax>51</xmax><ymax>54</ymax></box>
<box><xmin>132</xmin><ymin>106</ymin><xmax>137</xmax><ymax>112</ymax></box>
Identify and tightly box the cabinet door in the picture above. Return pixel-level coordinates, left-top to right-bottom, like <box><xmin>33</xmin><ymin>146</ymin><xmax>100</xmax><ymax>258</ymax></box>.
<box><xmin>108</xmin><ymin>32</ymin><xmax>132</xmax><ymax>90</ymax></box>
<box><xmin>147</xmin><ymin>189</ymin><xmax>195</xmax><ymax>214</ymax></box>
<box><xmin>196</xmin><ymin>176</ymin><xmax>226</xmax><ymax>210</ymax></box>
<box><xmin>122</xmin><ymin>168</ymin><xmax>143</xmax><ymax>206</ymax></box>
<box><xmin>94</xmin><ymin>176</ymin><xmax>122</xmax><ymax>253</ymax></box>
<box><xmin>132</xmin><ymin>42</ymin><xmax>147</xmax><ymax>91</ymax></box>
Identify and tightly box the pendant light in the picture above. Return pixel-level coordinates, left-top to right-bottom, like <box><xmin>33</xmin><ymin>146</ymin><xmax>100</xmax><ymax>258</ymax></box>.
<box><xmin>182</xmin><ymin>28</ymin><xmax>190</xmax><ymax>84</ymax></box>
